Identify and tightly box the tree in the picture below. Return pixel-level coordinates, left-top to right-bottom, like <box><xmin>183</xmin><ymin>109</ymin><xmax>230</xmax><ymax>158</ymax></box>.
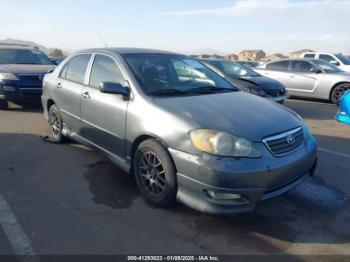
<box><xmin>49</xmin><ymin>49</ymin><xmax>64</xmax><ymax>57</ymax></box>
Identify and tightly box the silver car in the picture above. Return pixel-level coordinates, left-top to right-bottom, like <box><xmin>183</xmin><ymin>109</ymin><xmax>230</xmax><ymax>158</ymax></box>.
<box><xmin>255</xmin><ymin>58</ymin><xmax>350</xmax><ymax>103</ymax></box>
<box><xmin>42</xmin><ymin>48</ymin><xmax>317</xmax><ymax>214</ymax></box>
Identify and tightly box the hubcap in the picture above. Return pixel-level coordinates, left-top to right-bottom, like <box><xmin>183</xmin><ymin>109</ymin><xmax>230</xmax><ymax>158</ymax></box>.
<box><xmin>49</xmin><ymin>111</ymin><xmax>60</xmax><ymax>137</ymax></box>
<box><xmin>334</xmin><ymin>84</ymin><xmax>350</xmax><ymax>102</ymax></box>
<box><xmin>139</xmin><ymin>152</ymin><xmax>166</xmax><ymax>197</ymax></box>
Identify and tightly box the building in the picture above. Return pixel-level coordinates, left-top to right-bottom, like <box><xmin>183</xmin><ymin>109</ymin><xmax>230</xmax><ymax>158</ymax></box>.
<box><xmin>224</xmin><ymin>54</ymin><xmax>238</xmax><ymax>61</ymax></box>
<box><xmin>238</xmin><ymin>50</ymin><xmax>266</xmax><ymax>61</ymax></box>
<box><xmin>261</xmin><ymin>53</ymin><xmax>288</xmax><ymax>62</ymax></box>
<box><xmin>290</xmin><ymin>49</ymin><xmax>314</xmax><ymax>58</ymax></box>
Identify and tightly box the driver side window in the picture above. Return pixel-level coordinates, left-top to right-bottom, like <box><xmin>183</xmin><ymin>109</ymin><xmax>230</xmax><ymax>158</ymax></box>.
<box><xmin>292</xmin><ymin>61</ymin><xmax>318</xmax><ymax>73</ymax></box>
<box><xmin>89</xmin><ymin>54</ymin><xmax>124</xmax><ymax>89</ymax></box>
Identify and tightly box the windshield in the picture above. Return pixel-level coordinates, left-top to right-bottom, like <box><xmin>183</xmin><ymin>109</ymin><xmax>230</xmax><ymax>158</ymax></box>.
<box><xmin>335</xmin><ymin>54</ymin><xmax>350</xmax><ymax>65</ymax></box>
<box><xmin>209</xmin><ymin>60</ymin><xmax>260</xmax><ymax>78</ymax></box>
<box><xmin>312</xmin><ymin>59</ymin><xmax>343</xmax><ymax>73</ymax></box>
<box><xmin>122</xmin><ymin>53</ymin><xmax>236</xmax><ymax>96</ymax></box>
<box><xmin>0</xmin><ymin>49</ymin><xmax>53</xmax><ymax>65</ymax></box>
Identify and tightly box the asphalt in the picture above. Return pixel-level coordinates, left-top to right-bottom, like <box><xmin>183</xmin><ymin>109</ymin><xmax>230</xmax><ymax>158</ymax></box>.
<box><xmin>0</xmin><ymin>99</ymin><xmax>349</xmax><ymax>257</ymax></box>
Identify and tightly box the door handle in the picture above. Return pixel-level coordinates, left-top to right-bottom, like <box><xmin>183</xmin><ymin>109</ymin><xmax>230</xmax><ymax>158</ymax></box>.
<box><xmin>290</xmin><ymin>75</ymin><xmax>295</xmax><ymax>78</ymax></box>
<box><xmin>82</xmin><ymin>92</ymin><xmax>90</xmax><ymax>99</ymax></box>
<box><xmin>56</xmin><ymin>83</ymin><xmax>62</xmax><ymax>88</ymax></box>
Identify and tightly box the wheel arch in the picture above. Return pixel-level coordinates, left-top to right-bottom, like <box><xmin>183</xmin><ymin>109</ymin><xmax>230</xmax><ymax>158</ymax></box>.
<box><xmin>47</xmin><ymin>99</ymin><xmax>55</xmax><ymax>112</ymax></box>
<box><xmin>129</xmin><ymin>133</ymin><xmax>174</xmax><ymax>174</ymax></box>
<box><xmin>330</xmin><ymin>82</ymin><xmax>350</xmax><ymax>101</ymax></box>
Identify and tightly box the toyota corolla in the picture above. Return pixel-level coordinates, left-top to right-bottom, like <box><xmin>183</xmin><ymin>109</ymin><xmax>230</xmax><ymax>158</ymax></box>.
<box><xmin>42</xmin><ymin>48</ymin><xmax>318</xmax><ymax>214</ymax></box>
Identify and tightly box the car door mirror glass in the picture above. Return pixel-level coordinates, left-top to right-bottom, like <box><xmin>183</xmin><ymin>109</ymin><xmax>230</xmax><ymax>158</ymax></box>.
<box><xmin>99</xmin><ymin>82</ymin><xmax>130</xmax><ymax>98</ymax></box>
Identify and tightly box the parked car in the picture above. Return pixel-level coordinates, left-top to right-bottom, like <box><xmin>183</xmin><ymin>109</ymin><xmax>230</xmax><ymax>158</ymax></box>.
<box><xmin>336</xmin><ymin>90</ymin><xmax>350</xmax><ymax>125</ymax></box>
<box><xmin>236</xmin><ymin>60</ymin><xmax>260</xmax><ymax>68</ymax></box>
<box><xmin>255</xmin><ymin>58</ymin><xmax>350</xmax><ymax>104</ymax></box>
<box><xmin>301</xmin><ymin>52</ymin><xmax>350</xmax><ymax>72</ymax></box>
<box><xmin>0</xmin><ymin>44</ymin><xmax>56</xmax><ymax>109</ymax></box>
<box><xmin>42</xmin><ymin>48</ymin><xmax>317</xmax><ymax>214</ymax></box>
<box><xmin>50</xmin><ymin>57</ymin><xmax>66</xmax><ymax>65</ymax></box>
<box><xmin>199</xmin><ymin>59</ymin><xmax>288</xmax><ymax>103</ymax></box>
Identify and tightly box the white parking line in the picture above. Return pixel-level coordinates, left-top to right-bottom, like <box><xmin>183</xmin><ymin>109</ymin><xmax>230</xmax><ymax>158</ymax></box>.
<box><xmin>0</xmin><ymin>193</ymin><xmax>36</xmax><ymax>256</ymax></box>
<box><xmin>318</xmin><ymin>147</ymin><xmax>350</xmax><ymax>159</ymax></box>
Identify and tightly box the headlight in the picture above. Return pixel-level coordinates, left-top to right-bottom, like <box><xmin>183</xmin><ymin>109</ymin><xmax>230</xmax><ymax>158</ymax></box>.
<box><xmin>249</xmin><ymin>88</ymin><xmax>266</xmax><ymax>97</ymax></box>
<box><xmin>0</xmin><ymin>72</ymin><xmax>19</xmax><ymax>81</ymax></box>
<box><xmin>190</xmin><ymin>129</ymin><xmax>261</xmax><ymax>158</ymax></box>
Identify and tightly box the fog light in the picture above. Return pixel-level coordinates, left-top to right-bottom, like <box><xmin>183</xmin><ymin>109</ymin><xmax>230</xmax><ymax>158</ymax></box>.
<box><xmin>3</xmin><ymin>85</ymin><xmax>16</xmax><ymax>92</ymax></box>
<box><xmin>207</xmin><ymin>190</ymin><xmax>242</xmax><ymax>200</ymax></box>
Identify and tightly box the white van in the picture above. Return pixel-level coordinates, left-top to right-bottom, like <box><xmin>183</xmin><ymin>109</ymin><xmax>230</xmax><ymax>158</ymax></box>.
<box><xmin>301</xmin><ymin>52</ymin><xmax>350</xmax><ymax>72</ymax></box>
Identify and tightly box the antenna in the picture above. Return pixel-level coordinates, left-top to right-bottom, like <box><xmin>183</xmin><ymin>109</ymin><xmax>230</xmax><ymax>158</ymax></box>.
<box><xmin>98</xmin><ymin>32</ymin><xmax>108</xmax><ymax>47</ymax></box>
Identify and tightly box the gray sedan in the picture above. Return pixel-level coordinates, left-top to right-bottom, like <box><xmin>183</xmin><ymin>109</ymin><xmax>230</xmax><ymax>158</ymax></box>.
<box><xmin>42</xmin><ymin>48</ymin><xmax>317</xmax><ymax>214</ymax></box>
<box><xmin>255</xmin><ymin>58</ymin><xmax>350</xmax><ymax>103</ymax></box>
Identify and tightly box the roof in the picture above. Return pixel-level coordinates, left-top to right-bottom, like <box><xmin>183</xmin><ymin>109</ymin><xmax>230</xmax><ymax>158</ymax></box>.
<box><xmin>0</xmin><ymin>43</ymin><xmax>39</xmax><ymax>50</ymax></box>
<box><xmin>265</xmin><ymin>58</ymin><xmax>320</xmax><ymax>63</ymax></box>
<box><xmin>239</xmin><ymin>49</ymin><xmax>265</xmax><ymax>54</ymax></box>
<box><xmin>290</xmin><ymin>49</ymin><xmax>314</xmax><ymax>54</ymax></box>
<box><xmin>76</xmin><ymin>47</ymin><xmax>178</xmax><ymax>55</ymax></box>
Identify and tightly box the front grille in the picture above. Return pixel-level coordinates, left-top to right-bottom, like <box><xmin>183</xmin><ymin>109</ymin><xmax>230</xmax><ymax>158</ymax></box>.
<box><xmin>18</xmin><ymin>74</ymin><xmax>43</xmax><ymax>82</ymax></box>
<box><xmin>263</xmin><ymin>127</ymin><xmax>304</xmax><ymax>156</ymax></box>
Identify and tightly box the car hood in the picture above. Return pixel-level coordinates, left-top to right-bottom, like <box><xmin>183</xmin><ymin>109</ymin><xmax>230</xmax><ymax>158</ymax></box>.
<box><xmin>228</xmin><ymin>76</ymin><xmax>284</xmax><ymax>91</ymax></box>
<box><xmin>152</xmin><ymin>91</ymin><xmax>301</xmax><ymax>141</ymax></box>
<box><xmin>0</xmin><ymin>64</ymin><xmax>56</xmax><ymax>75</ymax></box>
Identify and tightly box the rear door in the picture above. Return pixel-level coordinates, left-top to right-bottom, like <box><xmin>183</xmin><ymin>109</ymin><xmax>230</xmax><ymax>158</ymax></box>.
<box><xmin>80</xmin><ymin>53</ymin><xmax>129</xmax><ymax>159</ymax></box>
<box><xmin>54</xmin><ymin>54</ymin><xmax>92</xmax><ymax>132</ymax></box>
<box><xmin>259</xmin><ymin>60</ymin><xmax>292</xmax><ymax>89</ymax></box>
<box><xmin>289</xmin><ymin>61</ymin><xmax>319</xmax><ymax>96</ymax></box>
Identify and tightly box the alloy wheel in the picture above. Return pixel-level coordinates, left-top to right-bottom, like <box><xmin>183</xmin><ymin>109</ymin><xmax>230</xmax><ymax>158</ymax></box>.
<box><xmin>139</xmin><ymin>151</ymin><xmax>167</xmax><ymax>197</ymax></box>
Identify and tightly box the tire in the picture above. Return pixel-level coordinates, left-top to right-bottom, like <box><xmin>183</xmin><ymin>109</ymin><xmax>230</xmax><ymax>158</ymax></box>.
<box><xmin>0</xmin><ymin>99</ymin><xmax>8</xmax><ymax>110</ymax></box>
<box><xmin>48</xmin><ymin>104</ymin><xmax>64</xmax><ymax>143</ymax></box>
<box><xmin>134</xmin><ymin>139</ymin><xmax>177</xmax><ymax>207</ymax></box>
<box><xmin>331</xmin><ymin>83</ymin><xmax>350</xmax><ymax>104</ymax></box>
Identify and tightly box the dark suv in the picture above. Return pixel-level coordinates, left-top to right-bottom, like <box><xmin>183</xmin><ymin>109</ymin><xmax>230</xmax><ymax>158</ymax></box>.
<box><xmin>0</xmin><ymin>44</ymin><xmax>56</xmax><ymax>109</ymax></box>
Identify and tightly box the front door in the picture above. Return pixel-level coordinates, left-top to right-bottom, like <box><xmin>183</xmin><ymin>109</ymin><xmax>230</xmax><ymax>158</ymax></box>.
<box><xmin>80</xmin><ymin>54</ymin><xmax>128</xmax><ymax>159</ymax></box>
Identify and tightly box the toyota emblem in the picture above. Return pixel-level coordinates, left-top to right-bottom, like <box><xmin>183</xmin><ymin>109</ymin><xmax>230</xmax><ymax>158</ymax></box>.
<box><xmin>286</xmin><ymin>135</ymin><xmax>296</xmax><ymax>145</ymax></box>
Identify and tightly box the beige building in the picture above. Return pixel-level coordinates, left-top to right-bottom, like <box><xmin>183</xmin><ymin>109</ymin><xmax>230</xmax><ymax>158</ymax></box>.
<box><xmin>224</xmin><ymin>54</ymin><xmax>238</xmax><ymax>61</ymax></box>
<box><xmin>238</xmin><ymin>50</ymin><xmax>266</xmax><ymax>61</ymax></box>
<box><xmin>261</xmin><ymin>53</ymin><xmax>288</xmax><ymax>62</ymax></box>
<box><xmin>290</xmin><ymin>49</ymin><xmax>314</xmax><ymax>58</ymax></box>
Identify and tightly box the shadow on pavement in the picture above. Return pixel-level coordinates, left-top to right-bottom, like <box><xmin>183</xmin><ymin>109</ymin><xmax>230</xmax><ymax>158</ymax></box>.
<box><xmin>0</xmin><ymin>132</ymin><xmax>349</xmax><ymax>255</ymax></box>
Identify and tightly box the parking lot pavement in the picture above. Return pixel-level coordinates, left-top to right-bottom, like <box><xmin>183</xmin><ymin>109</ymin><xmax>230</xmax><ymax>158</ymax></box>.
<box><xmin>0</xmin><ymin>100</ymin><xmax>349</xmax><ymax>256</ymax></box>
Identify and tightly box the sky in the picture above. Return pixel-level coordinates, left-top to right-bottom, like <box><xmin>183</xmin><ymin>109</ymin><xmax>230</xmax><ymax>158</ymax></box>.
<box><xmin>0</xmin><ymin>0</ymin><xmax>349</xmax><ymax>55</ymax></box>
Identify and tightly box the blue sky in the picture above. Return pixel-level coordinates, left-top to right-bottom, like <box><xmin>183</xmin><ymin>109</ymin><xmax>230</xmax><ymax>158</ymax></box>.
<box><xmin>0</xmin><ymin>0</ymin><xmax>349</xmax><ymax>55</ymax></box>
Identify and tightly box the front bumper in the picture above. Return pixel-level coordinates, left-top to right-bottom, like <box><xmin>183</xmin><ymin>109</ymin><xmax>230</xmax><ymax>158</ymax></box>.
<box><xmin>170</xmin><ymin>135</ymin><xmax>317</xmax><ymax>215</ymax></box>
<box><xmin>0</xmin><ymin>81</ymin><xmax>42</xmax><ymax>103</ymax></box>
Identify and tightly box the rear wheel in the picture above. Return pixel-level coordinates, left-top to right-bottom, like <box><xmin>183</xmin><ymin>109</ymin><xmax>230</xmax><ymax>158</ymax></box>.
<box><xmin>48</xmin><ymin>104</ymin><xmax>64</xmax><ymax>143</ymax></box>
<box><xmin>134</xmin><ymin>139</ymin><xmax>177</xmax><ymax>207</ymax></box>
<box><xmin>331</xmin><ymin>83</ymin><xmax>350</xmax><ymax>104</ymax></box>
<box><xmin>0</xmin><ymin>99</ymin><xmax>8</xmax><ymax>110</ymax></box>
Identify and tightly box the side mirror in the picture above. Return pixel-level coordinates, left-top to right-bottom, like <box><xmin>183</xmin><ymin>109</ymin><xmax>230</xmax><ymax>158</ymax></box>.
<box><xmin>330</xmin><ymin>60</ymin><xmax>340</xmax><ymax>66</ymax></box>
<box><xmin>99</xmin><ymin>82</ymin><xmax>130</xmax><ymax>98</ymax></box>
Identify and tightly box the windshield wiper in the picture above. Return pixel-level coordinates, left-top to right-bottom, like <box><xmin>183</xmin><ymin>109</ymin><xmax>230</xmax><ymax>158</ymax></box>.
<box><xmin>148</xmin><ymin>89</ymin><xmax>187</xmax><ymax>96</ymax></box>
<box><xmin>186</xmin><ymin>86</ymin><xmax>236</xmax><ymax>93</ymax></box>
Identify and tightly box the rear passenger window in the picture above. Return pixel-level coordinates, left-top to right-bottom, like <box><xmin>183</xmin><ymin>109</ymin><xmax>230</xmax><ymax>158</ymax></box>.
<box><xmin>304</xmin><ymin>54</ymin><xmax>315</xmax><ymax>59</ymax></box>
<box><xmin>267</xmin><ymin>61</ymin><xmax>289</xmax><ymax>71</ymax></box>
<box><xmin>64</xmin><ymin>54</ymin><xmax>91</xmax><ymax>84</ymax></box>
<box><xmin>89</xmin><ymin>55</ymin><xmax>124</xmax><ymax>88</ymax></box>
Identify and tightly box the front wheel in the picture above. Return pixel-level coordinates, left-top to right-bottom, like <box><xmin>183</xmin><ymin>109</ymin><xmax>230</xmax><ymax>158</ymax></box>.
<box><xmin>331</xmin><ymin>83</ymin><xmax>350</xmax><ymax>104</ymax></box>
<box><xmin>134</xmin><ymin>139</ymin><xmax>177</xmax><ymax>207</ymax></box>
<box><xmin>48</xmin><ymin>104</ymin><xmax>64</xmax><ymax>143</ymax></box>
